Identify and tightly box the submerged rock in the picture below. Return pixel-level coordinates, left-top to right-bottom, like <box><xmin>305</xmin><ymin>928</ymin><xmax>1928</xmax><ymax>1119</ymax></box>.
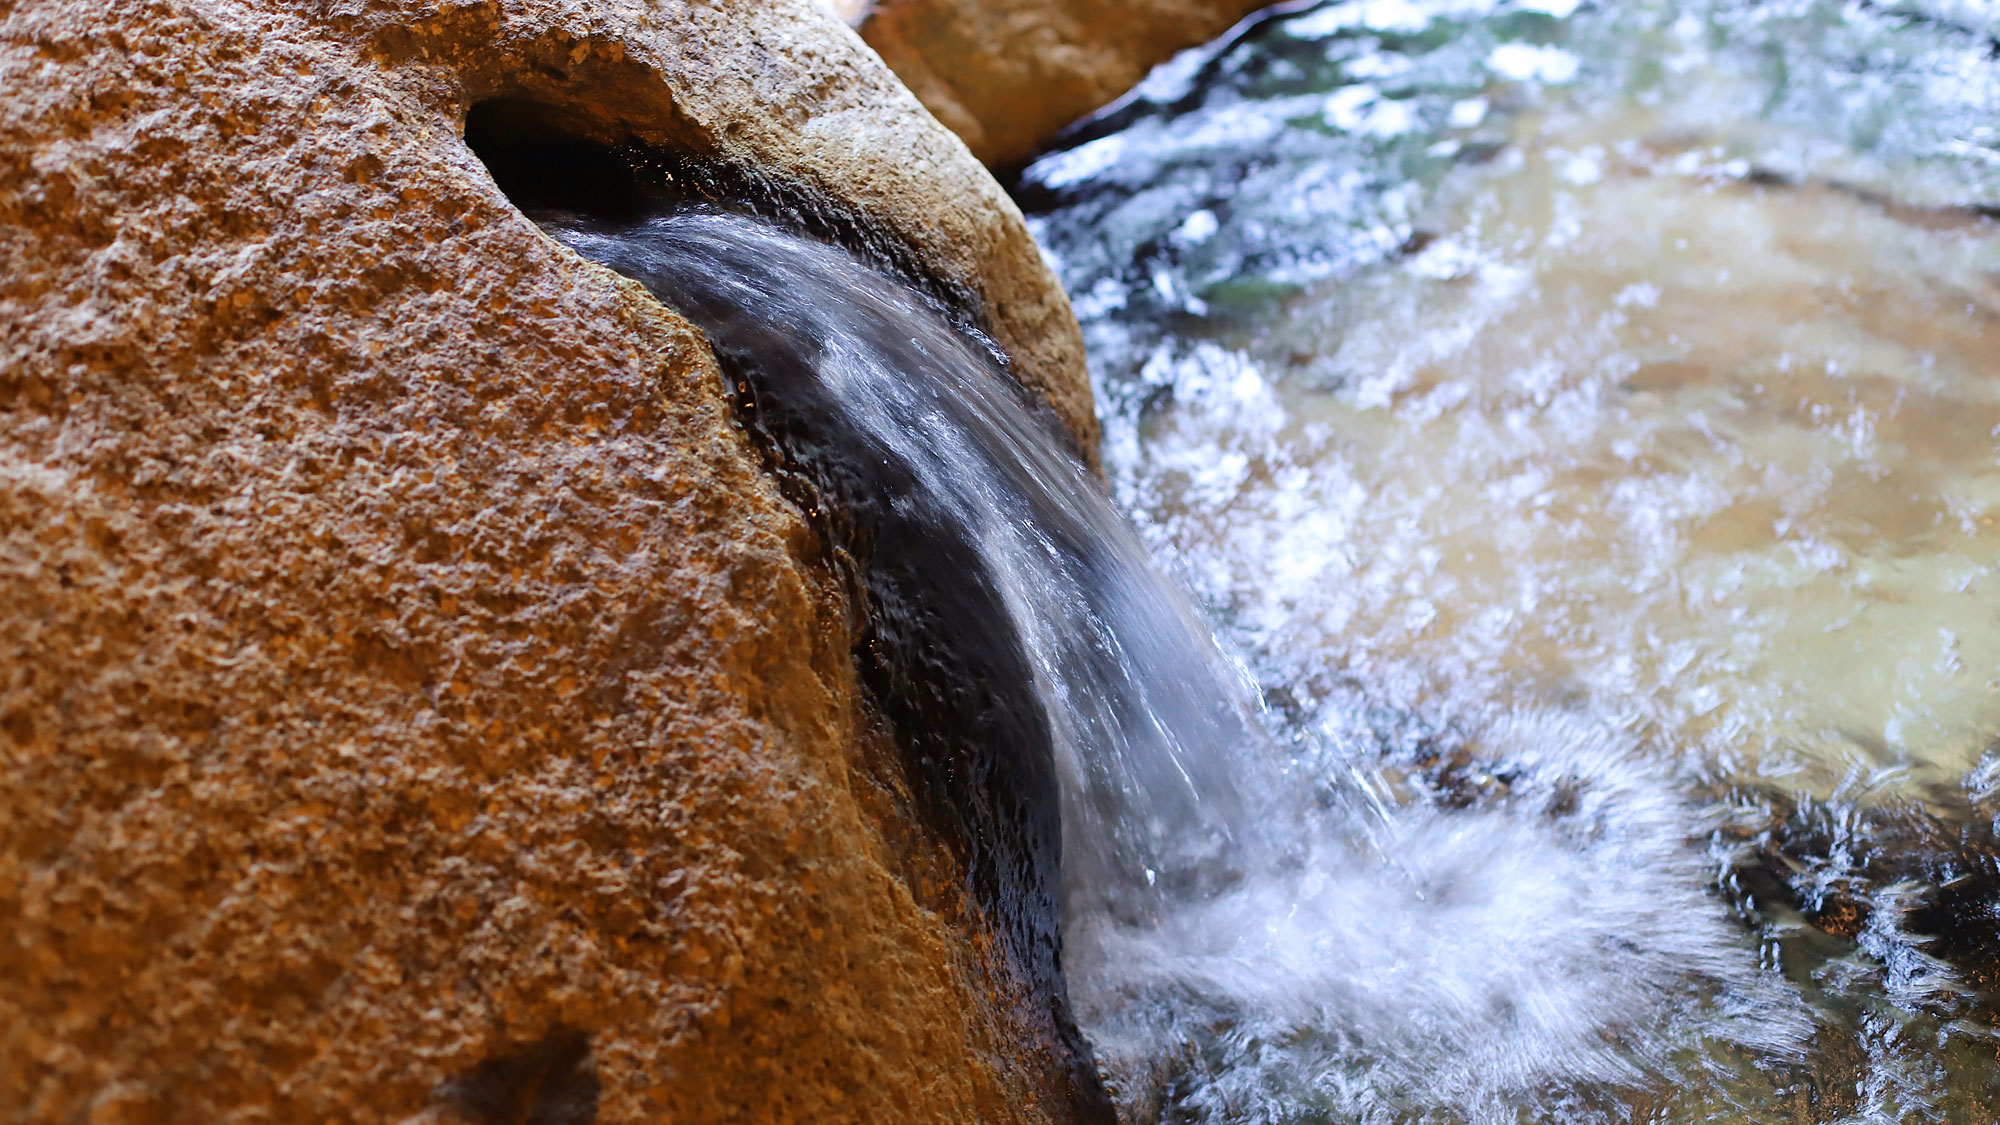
<box><xmin>0</xmin><ymin>1</ymin><xmax>1103</xmax><ymax>1122</ymax></box>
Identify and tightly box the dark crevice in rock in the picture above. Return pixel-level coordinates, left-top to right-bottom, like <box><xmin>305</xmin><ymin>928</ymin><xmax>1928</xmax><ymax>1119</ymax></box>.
<box><xmin>464</xmin><ymin>99</ymin><xmax>660</xmax><ymax>222</ymax></box>
<box><xmin>437</xmin><ymin>1026</ymin><xmax>599</xmax><ymax>1125</ymax></box>
<box><xmin>712</xmin><ymin>331</ymin><xmax>1114</xmax><ymax>1120</ymax></box>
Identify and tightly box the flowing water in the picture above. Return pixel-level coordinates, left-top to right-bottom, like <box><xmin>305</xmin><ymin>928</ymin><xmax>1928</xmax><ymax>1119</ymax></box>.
<box><xmin>1014</xmin><ymin>0</ymin><xmax>2000</xmax><ymax>1121</ymax></box>
<box><xmin>546</xmin><ymin>206</ymin><xmax>1808</xmax><ymax>1120</ymax></box>
<box><xmin>538</xmin><ymin>6</ymin><xmax>2000</xmax><ymax>1114</ymax></box>
<box><xmin>544</xmin><ymin>208</ymin><xmax>1281</xmax><ymax>931</ymax></box>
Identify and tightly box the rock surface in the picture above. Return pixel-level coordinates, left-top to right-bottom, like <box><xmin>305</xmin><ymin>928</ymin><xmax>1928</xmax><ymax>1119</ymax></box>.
<box><xmin>853</xmin><ymin>0</ymin><xmax>1275</xmax><ymax>167</ymax></box>
<box><xmin>0</xmin><ymin>1</ymin><xmax>1103</xmax><ymax>1122</ymax></box>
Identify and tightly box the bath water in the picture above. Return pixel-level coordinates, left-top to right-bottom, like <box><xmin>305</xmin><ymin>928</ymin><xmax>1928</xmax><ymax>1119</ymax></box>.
<box><xmin>1018</xmin><ymin>0</ymin><xmax>2000</xmax><ymax>1120</ymax></box>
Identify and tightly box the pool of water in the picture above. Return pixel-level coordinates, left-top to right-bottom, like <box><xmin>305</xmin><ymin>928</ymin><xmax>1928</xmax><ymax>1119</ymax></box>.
<box><xmin>1016</xmin><ymin>1</ymin><xmax>2000</xmax><ymax>1120</ymax></box>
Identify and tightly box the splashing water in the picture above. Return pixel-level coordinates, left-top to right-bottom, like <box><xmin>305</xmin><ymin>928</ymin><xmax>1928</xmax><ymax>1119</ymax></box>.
<box><xmin>546</xmin><ymin>205</ymin><xmax>1819</xmax><ymax>1122</ymax></box>
<box><xmin>1075</xmin><ymin>709</ymin><xmax>1813</xmax><ymax>1124</ymax></box>
<box><xmin>1022</xmin><ymin>0</ymin><xmax>2000</xmax><ymax>1120</ymax></box>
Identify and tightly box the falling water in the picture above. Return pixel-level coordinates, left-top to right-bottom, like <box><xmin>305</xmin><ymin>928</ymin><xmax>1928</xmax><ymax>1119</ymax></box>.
<box><xmin>546</xmin><ymin>209</ymin><xmax>1279</xmax><ymax>918</ymax></box>
<box><xmin>546</xmin><ymin>208</ymin><xmax>1816</xmax><ymax>1123</ymax></box>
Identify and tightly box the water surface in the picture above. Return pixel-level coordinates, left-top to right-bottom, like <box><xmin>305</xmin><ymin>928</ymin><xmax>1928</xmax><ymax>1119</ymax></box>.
<box><xmin>1020</xmin><ymin>1</ymin><xmax>2000</xmax><ymax>1120</ymax></box>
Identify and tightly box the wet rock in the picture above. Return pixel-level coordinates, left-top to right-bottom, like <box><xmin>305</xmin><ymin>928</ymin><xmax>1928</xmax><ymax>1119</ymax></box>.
<box><xmin>852</xmin><ymin>0</ymin><xmax>1273</xmax><ymax>167</ymax></box>
<box><xmin>0</xmin><ymin>1</ymin><xmax>1102</xmax><ymax>1122</ymax></box>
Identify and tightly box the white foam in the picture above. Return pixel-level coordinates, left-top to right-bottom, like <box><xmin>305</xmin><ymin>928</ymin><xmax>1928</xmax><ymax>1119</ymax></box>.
<box><xmin>1488</xmin><ymin>41</ymin><xmax>1582</xmax><ymax>83</ymax></box>
<box><xmin>1071</xmin><ymin>709</ymin><xmax>1808</xmax><ymax>1122</ymax></box>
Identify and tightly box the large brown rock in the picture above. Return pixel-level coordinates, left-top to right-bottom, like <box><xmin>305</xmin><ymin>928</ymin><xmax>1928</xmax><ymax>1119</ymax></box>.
<box><xmin>853</xmin><ymin>0</ymin><xmax>1274</xmax><ymax>167</ymax></box>
<box><xmin>0</xmin><ymin>1</ymin><xmax>1104</xmax><ymax>1122</ymax></box>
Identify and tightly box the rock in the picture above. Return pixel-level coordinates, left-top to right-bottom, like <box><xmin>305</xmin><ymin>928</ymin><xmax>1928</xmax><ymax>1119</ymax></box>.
<box><xmin>0</xmin><ymin>1</ymin><xmax>1104</xmax><ymax>1122</ymax></box>
<box><xmin>852</xmin><ymin>0</ymin><xmax>1274</xmax><ymax>167</ymax></box>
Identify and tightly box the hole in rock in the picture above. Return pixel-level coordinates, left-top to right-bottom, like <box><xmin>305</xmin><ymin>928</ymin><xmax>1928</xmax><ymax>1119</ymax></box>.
<box><xmin>463</xmin><ymin>99</ymin><xmax>654</xmax><ymax>221</ymax></box>
<box><xmin>436</xmin><ymin>1026</ymin><xmax>598</xmax><ymax>1125</ymax></box>
<box><xmin>461</xmin><ymin>98</ymin><xmax>990</xmax><ymax>340</ymax></box>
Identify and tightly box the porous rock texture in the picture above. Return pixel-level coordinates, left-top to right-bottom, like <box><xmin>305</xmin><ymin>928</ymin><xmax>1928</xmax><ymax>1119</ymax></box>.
<box><xmin>852</xmin><ymin>0</ymin><xmax>1274</xmax><ymax>167</ymax></box>
<box><xmin>0</xmin><ymin>1</ymin><xmax>1105</xmax><ymax>1123</ymax></box>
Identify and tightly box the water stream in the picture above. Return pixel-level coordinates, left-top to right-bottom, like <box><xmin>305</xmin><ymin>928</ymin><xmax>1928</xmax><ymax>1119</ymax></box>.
<box><xmin>544</xmin><ymin>208</ymin><xmax>1280</xmax><ymax>929</ymax></box>
<box><xmin>535</xmin><ymin>6</ymin><xmax>2000</xmax><ymax>1115</ymax></box>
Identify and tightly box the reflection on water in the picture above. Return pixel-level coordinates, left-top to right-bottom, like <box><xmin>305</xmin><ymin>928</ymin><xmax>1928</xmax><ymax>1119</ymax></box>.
<box><xmin>1189</xmin><ymin>113</ymin><xmax>2000</xmax><ymax>791</ymax></box>
<box><xmin>1019</xmin><ymin>0</ymin><xmax>2000</xmax><ymax>1120</ymax></box>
